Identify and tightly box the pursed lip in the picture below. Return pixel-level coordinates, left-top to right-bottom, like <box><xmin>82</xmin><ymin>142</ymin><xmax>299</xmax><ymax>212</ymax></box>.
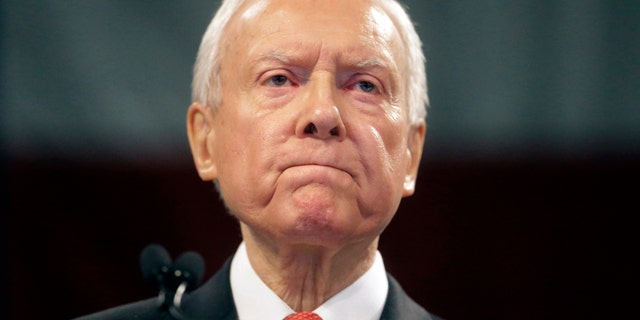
<box><xmin>284</xmin><ymin>163</ymin><xmax>353</xmax><ymax>178</ymax></box>
<box><xmin>277</xmin><ymin>153</ymin><xmax>356</xmax><ymax>179</ymax></box>
<box><xmin>274</xmin><ymin>142</ymin><xmax>360</xmax><ymax>182</ymax></box>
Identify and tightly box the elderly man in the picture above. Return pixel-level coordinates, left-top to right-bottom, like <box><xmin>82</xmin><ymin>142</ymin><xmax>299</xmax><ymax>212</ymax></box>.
<box><xmin>77</xmin><ymin>0</ymin><xmax>439</xmax><ymax>319</ymax></box>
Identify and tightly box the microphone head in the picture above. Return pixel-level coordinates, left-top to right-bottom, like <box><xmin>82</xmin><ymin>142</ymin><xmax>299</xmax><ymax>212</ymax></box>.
<box><xmin>139</xmin><ymin>244</ymin><xmax>172</xmax><ymax>286</ymax></box>
<box><xmin>173</xmin><ymin>251</ymin><xmax>205</xmax><ymax>291</ymax></box>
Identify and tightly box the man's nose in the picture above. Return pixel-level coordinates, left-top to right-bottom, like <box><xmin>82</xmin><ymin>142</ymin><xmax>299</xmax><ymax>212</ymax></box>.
<box><xmin>295</xmin><ymin>78</ymin><xmax>346</xmax><ymax>140</ymax></box>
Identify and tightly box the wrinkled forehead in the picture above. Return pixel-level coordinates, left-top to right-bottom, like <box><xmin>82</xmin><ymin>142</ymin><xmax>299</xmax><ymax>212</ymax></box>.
<box><xmin>224</xmin><ymin>0</ymin><xmax>405</xmax><ymax>57</ymax></box>
<box><xmin>218</xmin><ymin>0</ymin><xmax>409</xmax><ymax>90</ymax></box>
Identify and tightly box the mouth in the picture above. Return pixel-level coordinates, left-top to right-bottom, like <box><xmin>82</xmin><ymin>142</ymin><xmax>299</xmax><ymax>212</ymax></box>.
<box><xmin>278</xmin><ymin>164</ymin><xmax>354</xmax><ymax>192</ymax></box>
<box><xmin>278</xmin><ymin>163</ymin><xmax>360</xmax><ymax>192</ymax></box>
<box><xmin>275</xmin><ymin>147</ymin><xmax>358</xmax><ymax>184</ymax></box>
<box><xmin>284</xmin><ymin>163</ymin><xmax>353</xmax><ymax>178</ymax></box>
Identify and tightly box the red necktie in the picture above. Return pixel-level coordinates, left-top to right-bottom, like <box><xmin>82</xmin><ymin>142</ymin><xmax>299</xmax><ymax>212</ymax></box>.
<box><xmin>283</xmin><ymin>312</ymin><xmax>323</xmax><ymax>320</ymax></box>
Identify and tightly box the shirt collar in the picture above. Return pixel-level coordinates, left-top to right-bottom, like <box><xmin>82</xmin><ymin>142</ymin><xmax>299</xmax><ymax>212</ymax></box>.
<box><xmin>230</xmin><ymin>242</ymin><xmax>388</xmax><ymax>320</ymax></box>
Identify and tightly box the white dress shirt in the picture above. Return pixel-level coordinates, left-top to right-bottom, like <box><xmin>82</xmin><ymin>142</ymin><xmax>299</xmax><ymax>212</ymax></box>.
<box><xmin>230</xmin><ymin>242</ymin><xmax>388</xmax><ymax>320</ymax></box>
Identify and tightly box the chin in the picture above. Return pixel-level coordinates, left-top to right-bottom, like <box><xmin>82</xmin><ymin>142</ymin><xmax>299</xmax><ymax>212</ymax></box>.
<box><xmin>268</xmin><ymin>214</ymin><xmax>343</xmax><ymax>246</ymax></box>
<box><xmin>282</xmin><ymin>213</ymin><xmax>386</xmax><ymax>249</ymax></box>
<box><xmin>290</xmin><ymin>213</ymin><xmax>343</xmax><ymax>237</ymax></box>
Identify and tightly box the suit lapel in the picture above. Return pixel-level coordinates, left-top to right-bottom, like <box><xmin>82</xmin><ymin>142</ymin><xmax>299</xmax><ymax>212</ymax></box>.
<box><xmin>180</xmin><ymin>258</ymin><xmax>238</xmax><ymax>320</ymax></box>
<box><xmin>381</xmin><ymin>274</ymin><xmax>438</xmax><ymax>320</ymax></box>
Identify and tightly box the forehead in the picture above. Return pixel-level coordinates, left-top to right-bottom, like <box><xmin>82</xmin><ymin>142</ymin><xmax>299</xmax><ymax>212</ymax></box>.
<box><xmin>224</xmin><ymin>0</ymin><xmax>405</xmax><ymax>67</ymax></box>
<box><xmin>236</xmin><ymin>0</ymin><xmax>391</xmax><ymax>32</ymax></box>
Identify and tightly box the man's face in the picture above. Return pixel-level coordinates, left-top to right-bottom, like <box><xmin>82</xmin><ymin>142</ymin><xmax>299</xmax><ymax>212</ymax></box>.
<box><xmin>190</xmin><ymin>0</ymin><xmax>424</xmax><ymax>249</ymax></box>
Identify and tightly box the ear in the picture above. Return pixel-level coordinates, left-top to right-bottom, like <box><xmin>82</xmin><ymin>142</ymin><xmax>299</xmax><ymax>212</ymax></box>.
<box><xmin>186</xmin><ymin>102</ymin><xmax>218</xmax><ymax>181</ymax></box>
<box><xmin>402</xmin><ymin>120</ymin><xmax>426</xmax><ymax>197</ymax></box>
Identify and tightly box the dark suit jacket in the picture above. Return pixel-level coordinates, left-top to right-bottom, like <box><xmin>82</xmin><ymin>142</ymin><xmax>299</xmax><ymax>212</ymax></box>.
<box><xmin>75</xmin><ymin>258</ymin><xmax>442</xmax><ymax>320</ymax></box>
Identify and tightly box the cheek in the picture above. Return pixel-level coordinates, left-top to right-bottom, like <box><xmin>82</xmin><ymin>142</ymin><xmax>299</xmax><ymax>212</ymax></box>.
<box><xmin>214</xmin><ymin>99</ymin><xmax>273</xmax><ymax>166</ymax></box>
<box><xmin>352</xmin><ymin>136</ymin><xmax>405</xmax><ymax>240</ymax></box>
<box><xmin>213</xmin><ymin>108</ymin><xmax>292</xmax><ymax>210</ymax></box>
<box><xmin>361</xmin><ymin>121</ymin><xmax>408</xmax><ymax>175</ymax></box>
<box><xmin>215</xmin><ymin>131</ymin><xmax>267</xmax><ymax>215</ymax></box>
<box><xmin>355</xmin><ymin>121</ymin><xmax>409</xmax><ymax>213</ymax></box>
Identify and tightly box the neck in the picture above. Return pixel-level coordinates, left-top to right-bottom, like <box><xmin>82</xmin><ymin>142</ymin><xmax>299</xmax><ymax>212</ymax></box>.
<box><xmin>240</xmin><ymin>223</ymin><xmax>379</xmax><ymax>312</ymax></box>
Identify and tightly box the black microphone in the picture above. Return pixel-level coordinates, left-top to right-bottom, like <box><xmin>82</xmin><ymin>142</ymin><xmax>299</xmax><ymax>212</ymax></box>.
<box><xmin>140</xmin><ymin>244</ymin><xmax>172</xmax><ymax>291</ymax></box>
<box><xmin>170</xmin><ymin>251</ymin><xmax>206</xmax><ymax>309</ymax></box>
<box><xmin>139</xmin><ymin>244</ymin><xmax>206</xmax><ymax>319</ymax></box>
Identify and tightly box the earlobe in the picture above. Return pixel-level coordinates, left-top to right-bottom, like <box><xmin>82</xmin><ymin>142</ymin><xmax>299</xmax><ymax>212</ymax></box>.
<box><xmin>186</xmin><ymin>103</ymin><xmax>218</xmax><ymax>181</ymax></box>
<box><xmin>402</xmin><ymin>121</ymin><xmax>426</xmax><ymax>197</ymax></box>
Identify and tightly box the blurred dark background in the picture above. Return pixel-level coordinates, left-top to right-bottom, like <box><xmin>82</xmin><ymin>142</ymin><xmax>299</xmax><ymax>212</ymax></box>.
<box><xmin>3</xmin><ymin>1</ymin><xmax>638</xmax><ymax>319</ymax></box>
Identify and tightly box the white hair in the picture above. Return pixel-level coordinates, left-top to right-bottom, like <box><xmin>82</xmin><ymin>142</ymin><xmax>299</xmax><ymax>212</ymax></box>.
<box><xmin>191</xmin><ymin>0</ymin><xmax>428</xmax><ymax>124</ymax></box>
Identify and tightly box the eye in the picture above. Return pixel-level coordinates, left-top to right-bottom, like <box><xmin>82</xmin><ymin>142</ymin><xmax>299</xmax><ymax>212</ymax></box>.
<box><xmin>355</xmin><ymin>81</ymin><xmax>378</xmax><ymax>94</ymax></box>
<box><xmin>264</xmin><ymin>74</ymin><xmax>291</xmax><ymax>87</ymax></box>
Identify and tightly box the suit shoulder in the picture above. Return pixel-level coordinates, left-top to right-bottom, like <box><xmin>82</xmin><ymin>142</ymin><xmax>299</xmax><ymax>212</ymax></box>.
<box><xmin>382</xmin><ymin>274</ymin><xmax>445</xmax><ymax>320</ymax></box>
<box><xmin>72</xmin><ymin>298</ymin><xmax>170</xmax><ymax>320</ymax></box>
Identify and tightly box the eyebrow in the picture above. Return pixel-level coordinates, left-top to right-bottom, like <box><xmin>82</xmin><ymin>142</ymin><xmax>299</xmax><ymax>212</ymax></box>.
<box><xmin>255</xmin><ymin>50</ymin><xmax>391</xmax><ymax>69</ymax></box>
<box><xmin>355</xmin><ymin>58</ymin><xmax>390</xmax><ymax>70</ymax></box>
<box><xmin>256</xmin><ymin>51</ymin><xmax>291</xmax><ymax>64</ymax></box>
